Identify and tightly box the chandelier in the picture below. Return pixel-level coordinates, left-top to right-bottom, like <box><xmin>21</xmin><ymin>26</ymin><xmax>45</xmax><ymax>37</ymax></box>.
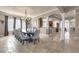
<box><xmin>24</xmin><ymin>9</ymin><xmax>31</xmax><ymax>21</ymax></box>
<box><xmin>24</xmin><ymin>9</ymin><xmax>32</xmax><ymax>31</ymax></box>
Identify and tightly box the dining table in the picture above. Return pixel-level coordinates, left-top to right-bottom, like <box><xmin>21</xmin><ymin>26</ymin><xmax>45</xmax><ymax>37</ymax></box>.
<box><xmin>22</xmin><ymin>31</ymin><xmax>34</xmax><ymax>37</ymax></box>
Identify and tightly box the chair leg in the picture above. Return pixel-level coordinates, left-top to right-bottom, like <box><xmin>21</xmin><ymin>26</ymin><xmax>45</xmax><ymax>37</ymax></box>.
<box><xmin>29</xmin><ymin>39</ymin><xmax>32</xmax><ymax>43</ymax></box>
<box><xmin>18</xmin><ymin>38</ymin><xmax>20</xmax><ymax>41</ymax></box>
<box><xmin>18</xmin><ymin>38</ymin><xmax>19</xmax><ymax>41</ymax></box>
<box><xmin>25</xmin><ymin>40</ymin><xmax>27</xmax><ymax>44</ymax></box>
<box><xmin>34</xmin><ymin>39</ymin><xmax>36</xmax><ymax>44</ymax></box>
<box><xmin>20</xmin><ymin>39</ymin><xmax>22</xmax><ymax>43</ymax></box>
<box><xmin>34</xmin><ymin>40</ymin><xmax>35</xmax><ymax>44</ymax></box>
<box><xmin>38</xmin><ymin>38</ymin><xmax>40</xmax><ymax>42</ymax></box>
<box><xmin>22</xmin><ymin>40</ymin><xmax>24</xmax><ymax>45</ymax></box>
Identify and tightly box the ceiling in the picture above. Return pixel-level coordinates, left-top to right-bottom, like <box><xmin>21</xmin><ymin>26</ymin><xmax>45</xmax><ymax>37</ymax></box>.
<box><xmin>0</xmin><ymin>6</ymin><xmax>57</xmax><ymax>17</ymax></box>
<box><xmin>0</xmin><ymin>6</ymin><xmax>78</xmax><ymax>20</ymax></box>
<box><xmin>57</xmin><ymin>6</ymin><xmax>77</xmax><ymax>13</ymax></box>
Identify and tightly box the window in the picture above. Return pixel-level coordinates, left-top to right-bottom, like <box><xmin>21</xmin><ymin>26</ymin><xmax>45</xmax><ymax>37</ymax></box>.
<box><xmin>16</xmin><ymin>18</ymin><xmax>20</xmax><ymax>29</ymax></box>
<box><xmin>22</xmin><ymin>20</ymin><xmax>26</xmax><ymax>32</ymax></box>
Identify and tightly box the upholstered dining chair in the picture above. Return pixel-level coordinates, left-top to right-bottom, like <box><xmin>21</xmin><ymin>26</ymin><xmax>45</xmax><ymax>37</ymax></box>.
<box><xmin>19</xmin><ymin>32</ymin><xmax>30</xmax><ymax>45</ymax></box>
<box><xmin>32</xmin><ymin>30</ymin><xmax>40</xmax><ymax>44</ymax></box>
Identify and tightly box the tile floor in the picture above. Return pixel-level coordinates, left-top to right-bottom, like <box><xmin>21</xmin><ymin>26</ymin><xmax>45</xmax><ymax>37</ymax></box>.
<box><xmin>0</xmin><ymin>32</ymin><xmax>79</xmax><ymax>53</ymax></box>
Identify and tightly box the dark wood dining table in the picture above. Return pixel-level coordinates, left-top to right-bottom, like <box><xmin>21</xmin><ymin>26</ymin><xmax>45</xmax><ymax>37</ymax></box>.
<box><xmin>22</xmin><ymin>31</ymin><xmax>34</xmax><ymax>37</ymax></box>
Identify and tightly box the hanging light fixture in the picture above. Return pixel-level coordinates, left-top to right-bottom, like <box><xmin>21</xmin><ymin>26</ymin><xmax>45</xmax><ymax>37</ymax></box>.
<box><xmin>23</xmin><ymin>9</ymin><xmax>27</xmax><ymax>20</ymax></box>
<box><xmin>24</xmin><ymin>9</ymin><xmax>32</xmax><ymax>31</ymax></box>
<box><xmin>24</xmin><ymin>9</ymin><xmax>32</xmax><ymax>21</ymax></box>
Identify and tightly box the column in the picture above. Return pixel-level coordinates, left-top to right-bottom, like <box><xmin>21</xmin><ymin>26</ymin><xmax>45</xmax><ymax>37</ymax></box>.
<box><xmin>60</xmin><ymin>13</ymin><xmax>65</xmax><ymax>40</ymax></box>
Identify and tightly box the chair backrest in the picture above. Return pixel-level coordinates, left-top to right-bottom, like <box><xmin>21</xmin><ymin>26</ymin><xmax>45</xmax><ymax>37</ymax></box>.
<box><xmin>34</xmin><ymin>30</ymin><xmax>40</xmax><ymax>37</ymax></box>
<box><xmin>14</xmin><ymin>29</ymin><xmax>18</xmax><ymax>35</ymax></box>
<box><xmin>33</xmin><ymin>27</ymin><xmax>37</xmax><ymax>32</ymax></box>
<box><xmin>14</xmin><ymin>29</ymin><xmax>21</xmax><ymax>38</ymax></box>
<box><xmin>27</xmin><ymin>27</ymin><xmax>37</xmax><ymax>33</ymax></box>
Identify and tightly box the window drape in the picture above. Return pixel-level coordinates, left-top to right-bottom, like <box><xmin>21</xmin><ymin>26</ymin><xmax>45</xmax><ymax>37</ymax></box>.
<box><xmin>20</xmin><ymin>18</ymin><xmax>22</xmax><ymax>32</ymax></box>
<box><xmin>13</xmin><ymin>17</ymin><xmax>16</xmax><ymax>34</ymax></box>
<box><xmin>4</xmin><ymin>16</ymin><xmax>8</xmax><ymax>36</ymax></box>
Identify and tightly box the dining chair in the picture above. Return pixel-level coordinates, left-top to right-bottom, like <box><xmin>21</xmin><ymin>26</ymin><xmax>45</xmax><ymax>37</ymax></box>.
<box><xmin>32</xmin><ymin>30</ymin><xmax>40</xmax><ymax>44</ymax></box>
<box><xmin>20</xmin><ymin>32</ymin><xmax>30</xmax><ymax>45</ymax></box>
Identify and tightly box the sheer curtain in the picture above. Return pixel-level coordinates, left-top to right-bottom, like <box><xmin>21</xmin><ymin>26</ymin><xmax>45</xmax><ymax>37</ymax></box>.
<box><xmin>8</xmin><ymin>17</ymin><xmax>26</xmax><ymax>34</ymax></box>
<box><xmin>15</xmin><ymin>18</ymin><xmax>21</xmax><ymax>29</ymax></box>
<box><xmin>8</xmin><ymin>16</ymin><xmax>14</xmax><ymax>34</ymax></box>
<box><xmin>22</xmin><ymin>20</ymin><xmax>26</xmax><ymax>32</ymax></box>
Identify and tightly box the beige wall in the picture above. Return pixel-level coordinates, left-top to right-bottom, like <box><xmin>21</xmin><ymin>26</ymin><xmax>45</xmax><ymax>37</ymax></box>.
<box><xmin>0</xmin><ymin>15</ymin><xmax>5</xmax><ymax>36</ymax></box>
<box><xmin>75</xmin><ymin>13</ymin><xmax>79</xmax><ymax>37</ymax></box>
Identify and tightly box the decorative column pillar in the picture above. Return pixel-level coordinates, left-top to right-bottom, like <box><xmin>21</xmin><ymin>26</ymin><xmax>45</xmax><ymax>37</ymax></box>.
<box><xmin>60</xmin><ymin>13</ymin><xmax>65</xmax><ymax>40</ymax></box>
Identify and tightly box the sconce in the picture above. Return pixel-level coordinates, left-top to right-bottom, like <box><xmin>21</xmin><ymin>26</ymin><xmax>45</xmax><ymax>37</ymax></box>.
<box><xmin>0</xmin><ymin>20</ymin><xmax>4</xmax><ymax>24</ymax></box>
